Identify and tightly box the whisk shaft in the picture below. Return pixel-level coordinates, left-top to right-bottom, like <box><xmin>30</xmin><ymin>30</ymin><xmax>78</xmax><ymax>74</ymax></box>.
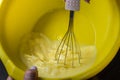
<box><xmin>55</xmin><ymin>11</ymin><xmax>81</xmax><ymax>67</ymax></box>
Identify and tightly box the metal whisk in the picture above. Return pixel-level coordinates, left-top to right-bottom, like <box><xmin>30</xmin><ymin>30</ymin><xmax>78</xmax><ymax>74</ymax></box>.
<box><xmin>55</xmin><ymin>0</ymin><xmax>81</xmax><ymax>67</ymax></box>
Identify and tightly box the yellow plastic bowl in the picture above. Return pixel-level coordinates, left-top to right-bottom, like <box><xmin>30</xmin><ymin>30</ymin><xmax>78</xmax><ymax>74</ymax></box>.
<box><xmin>0</xmin><ymin>0</ymin><xmax>120</xmax><ymax>80</ymax></box>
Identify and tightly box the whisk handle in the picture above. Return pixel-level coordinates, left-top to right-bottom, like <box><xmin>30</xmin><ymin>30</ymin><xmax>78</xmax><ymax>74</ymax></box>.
<box><xmin>65</xmin><ymin>0</ymin><xmax>80</xmax><ymax>11</ymax></box>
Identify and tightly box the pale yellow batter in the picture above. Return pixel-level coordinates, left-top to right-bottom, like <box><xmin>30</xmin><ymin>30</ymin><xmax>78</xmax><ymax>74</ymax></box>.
<box><xmin>19</xmin><ymin>32</ymin><xmax>96</xmax><ymax>78</ymax></box>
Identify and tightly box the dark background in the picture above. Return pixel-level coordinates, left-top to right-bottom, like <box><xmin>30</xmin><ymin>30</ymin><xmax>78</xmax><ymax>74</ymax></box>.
<box><xmin>89</xmin><ymin>49</ymin><xmax>120</xmax><ymax>80</ymax></box>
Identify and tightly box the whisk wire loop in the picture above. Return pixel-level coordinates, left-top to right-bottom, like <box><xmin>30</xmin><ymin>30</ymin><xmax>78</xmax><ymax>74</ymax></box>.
<box><xmin>55</xmin><ymin>11</ymin><xmax>81</xmax><ymax>67</ymax></box>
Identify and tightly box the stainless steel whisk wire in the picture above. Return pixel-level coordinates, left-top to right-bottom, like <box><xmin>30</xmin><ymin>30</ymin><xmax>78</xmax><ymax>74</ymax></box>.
<box><xmin>55</xmin><ymin>10</ymin><xmax>81</xmax><ymax>67</ymax></box>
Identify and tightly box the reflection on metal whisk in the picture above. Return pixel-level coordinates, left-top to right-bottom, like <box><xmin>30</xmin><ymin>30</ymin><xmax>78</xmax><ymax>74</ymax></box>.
<box><xmin>55</xmin><ymin>11</ymin><xmax>81</xmax><ymax>67</ymax></box>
